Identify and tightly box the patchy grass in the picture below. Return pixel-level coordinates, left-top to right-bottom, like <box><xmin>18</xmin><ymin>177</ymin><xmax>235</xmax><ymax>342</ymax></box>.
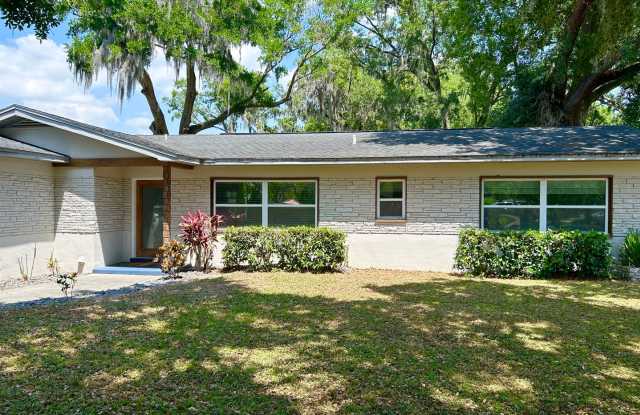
<box><xmin>1</xmin><ymin>270</ymin><xmax>640</xmax><ymax>414</ymax></box>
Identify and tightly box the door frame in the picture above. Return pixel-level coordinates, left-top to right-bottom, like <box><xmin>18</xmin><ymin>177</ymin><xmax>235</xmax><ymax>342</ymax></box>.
<box><xmin>135</xmin><ymin>179</ymin><xmax>164</xmax><ymax>257</ymax></box>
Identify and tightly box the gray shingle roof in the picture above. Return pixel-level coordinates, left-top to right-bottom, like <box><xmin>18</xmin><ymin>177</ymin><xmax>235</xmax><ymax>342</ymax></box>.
<box><xmin>142</xmin><ymin>126</ymin><xmax>640</xmax><ymax>164</ymax></box>
<box><xmin>0</xmin><ymin>135</ymin><xmax>69</xmax><ymax>162</ymax></box>
<box><xmin>4</xmin><ymin>104</ymin><xmax>640</xmax><ymax>164</ymax></box>
<box><xmin>0</xmin><ymin>105</ymin><xmax>198</xmax><ymax>163</ymax></box>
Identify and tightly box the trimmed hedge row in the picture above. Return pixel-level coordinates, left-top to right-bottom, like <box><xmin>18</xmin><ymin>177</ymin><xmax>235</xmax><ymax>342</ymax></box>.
<box><xmin>222</xmin><ymin>226</ymin><xmax>347</xmax><ymax>272</ymax></box>
<box><xmin>454</xmin><ymin>229</ymin><xmax>612</xmax><ymax>279</ymax></box>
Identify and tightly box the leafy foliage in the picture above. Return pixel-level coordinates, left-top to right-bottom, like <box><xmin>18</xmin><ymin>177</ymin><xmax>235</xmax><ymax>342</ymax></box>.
<box><xmin>65</xmin><ymin>0</ymin><xmax>335</xmax><ymax>134</ymax></box>
<box><xmin>156</xmin><ymin>240</ymin><xmax>187</xmax><ymax>279</ymax></box>
<box><xmin>179</xmin><ymin>210</ymin><xmax>223</xmax><ymax>272</ymax></box>
<box><xmin>222</xmin><ymin>226</ymin><xmax>347</xmax><ymax>272</ymax></box>
<box><xmin>55</xmin><ymin>272</ymin><xmax>78</xmax><ymax>297</ymax></box>
<box><xmin>47</xmin><ymin>252</ymin><xmax>78</xmax><ymax>297</ymax></box>
<box><xmin>0</xmin><ymin>0</ymin><xmax>68</xmax><ymax>39</ymax></box>
<box><xmin>10</xmin><ymin>0</ymin><xmax>640</xmax><ymax>129</ymax></box>
<box><xmin>620</xmin><ymin>229</ymin><xmax>640</xmax><ymax>267</ymax></box>
<box><xmin>454</xmin><ymin>229</ymin><xmax>612</xmax><ymax>279</ymax></box>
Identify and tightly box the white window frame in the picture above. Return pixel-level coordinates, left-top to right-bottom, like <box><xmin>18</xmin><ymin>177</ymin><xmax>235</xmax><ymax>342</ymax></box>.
<box><xmin>481</xmin><ymin>177</ymin><xmax>609</xmax><ymax>233</ymax></box>
<box><xmin>213</xmin><ymin>179</ymin><xmax>318</xmax><ymax>226</ymax></box>
<box><xmin>377</xmin><ymin>178</ymin><xmax>406</xmax><ymax>220</ymax></box>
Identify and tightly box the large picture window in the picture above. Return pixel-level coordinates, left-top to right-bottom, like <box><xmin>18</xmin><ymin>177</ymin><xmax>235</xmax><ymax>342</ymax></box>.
<box><xmin>213</xmin><ymin>179</ymin><xmax>317</xmax><ymax>227</ymax></box>
<box><xmin>482</xmin><ymin>178</ymin><xmax>609</xmax><ymax>233</ymax></box>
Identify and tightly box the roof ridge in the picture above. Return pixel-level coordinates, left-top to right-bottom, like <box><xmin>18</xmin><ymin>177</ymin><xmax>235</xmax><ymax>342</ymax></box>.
<box><xmin>140</xmin><ymin>125</ymin><xmax>628</xmax><ymax>138</ymax></box>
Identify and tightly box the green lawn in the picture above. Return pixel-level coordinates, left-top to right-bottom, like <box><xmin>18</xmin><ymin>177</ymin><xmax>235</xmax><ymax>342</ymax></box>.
<box><xmin>1</xmin><ymin>271</ymin><xmax>639</xmax><ymax>414</ymax></box>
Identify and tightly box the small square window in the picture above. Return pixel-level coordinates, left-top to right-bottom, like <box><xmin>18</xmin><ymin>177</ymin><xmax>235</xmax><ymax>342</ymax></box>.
<box><xmin>377</xmin><ymin>178</ymin><xmax>406</xmax><ymax>219</ymax></box>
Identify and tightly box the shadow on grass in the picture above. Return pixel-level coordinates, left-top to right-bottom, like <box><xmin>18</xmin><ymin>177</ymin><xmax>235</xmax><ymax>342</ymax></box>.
<box><xmin>0</xmin><ymin>275</ymin><xmax>639</xmax><ymax>414</ymax></box>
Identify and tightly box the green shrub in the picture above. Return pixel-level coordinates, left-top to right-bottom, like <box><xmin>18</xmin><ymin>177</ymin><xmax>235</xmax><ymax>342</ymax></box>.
<box><xmin>454</xmin><ymin>229</ymin><xmax>612</xmax><ymax>279</ymax></box>
<box><xmin>222</xmin><ymin>226</ymin><xmax>347</xmax><ymax>272</ymax></box>
<box><xmin>620</xmin><ymin>229</ymin><xmax>640</xmax><ymax>267</ymax></box>
<box><xmin>156</xmin><ymin>240</ymin><xmax>187</xmax><ymax>279</ymax></box>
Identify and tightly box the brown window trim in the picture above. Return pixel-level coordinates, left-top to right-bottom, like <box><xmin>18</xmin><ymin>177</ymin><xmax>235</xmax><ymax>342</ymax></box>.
<box><xmin>479</xmin><ymin>175</ymin><xmax>613</xmax><ymax>236</ymax></box>
<box><xmin>210</xmin><ymin>177</ymin><xmax>320</xmax><ymax>227</ymax></box>
<box><xmin>376</xmin><ymin>176</ymin><xmax>407</xmax><ymax>221</ymax></box>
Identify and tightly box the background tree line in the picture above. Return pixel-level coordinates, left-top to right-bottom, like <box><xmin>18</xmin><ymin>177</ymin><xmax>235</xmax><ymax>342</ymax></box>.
<box><xmin>2</xmin><ymin>0</ymin><xmax>640</xmax><ymax>133</ymax></box>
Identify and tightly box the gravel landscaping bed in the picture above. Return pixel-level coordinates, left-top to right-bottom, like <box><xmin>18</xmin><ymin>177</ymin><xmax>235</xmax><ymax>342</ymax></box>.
<box><xmin>0</xmin><ymin>271</ymin><xmax>216</xmax><ymax>310</ymax></box>
<box><xmin>0</xmin><ymin>274</ymin><xmax>56</xmax><ymax>291</ymax></box>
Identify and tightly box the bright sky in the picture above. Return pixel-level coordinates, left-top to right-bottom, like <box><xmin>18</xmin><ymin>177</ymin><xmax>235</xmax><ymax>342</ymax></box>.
<box><xmin>0</xmin><ymin>21</ymin><xmax>264</xmax><ymax>134</ymax></box>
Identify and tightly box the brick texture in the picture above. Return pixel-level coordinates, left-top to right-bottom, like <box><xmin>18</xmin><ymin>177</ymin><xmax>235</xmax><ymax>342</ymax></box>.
<box><xmin>54</xmin><ymin>176</ymin><xmax>129</xmax><ymax>234</ymax></box>
<box><xmin>612</xmin><ymin>177</ymin><xmax>640</xmax><ymax>238</ymax></box>
<box><xmin>170</xmin><ymin>178</ymin><xmax>211</xmax><ymax>238</ymax></box>
<box><xmin>6</xmin><ymin>172</ymin><xmax>640</xmax><ymax>242</ymax></box>
<box><xmin>95</xmin><ymin>177</ymin><xmax>130</xmax><ymax>233</ymax></box>
<box><xmin>0</xmin><ymin>171</ymin><xmax>55</xmax><ymax>237</ymax></box>
<box><xmin>318</xmin><ymin>177</ymin><xmax>480</xmax><ymax>234</ymax></box>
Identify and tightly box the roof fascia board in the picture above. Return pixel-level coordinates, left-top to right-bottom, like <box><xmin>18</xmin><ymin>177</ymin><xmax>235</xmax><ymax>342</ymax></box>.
<box><xmin>0</xmin><ymin>109</ymin><xmax>199</xmax><ymax>164</ymax></box>
<box><xmin>0</xmin><ymin>149</ymin><xmax>69</xmax><ymax>163</ymax></box>
<box><xmin>201</xmin><ymin>154</ymin><xmax>640</xmax><ymax>165</ymax></box>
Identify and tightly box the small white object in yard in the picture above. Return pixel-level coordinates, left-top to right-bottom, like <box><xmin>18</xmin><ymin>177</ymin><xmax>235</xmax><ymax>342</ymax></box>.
<box><xmin>629</xmin><ymin>267</ymin><xmax>640</xmax><ymax>281</ymax></box>
<box><xmin>352</xmin><ymin>134</ymin><xmax>357</xmax><ymax>145</ymax></box>
<box><xmin>77</xmin><ymin>257</ymin><xmax>86</xmax><ymax>275</ymax></box>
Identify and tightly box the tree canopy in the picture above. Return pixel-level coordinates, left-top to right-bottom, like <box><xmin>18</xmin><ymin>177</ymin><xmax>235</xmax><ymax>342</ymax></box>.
<box><xmin>3</xmin><ymin>0</ymin><xmax>640</xmax><ymax>132</ymax></box>
<box><xmin>0</xmin><ymin>0</ymin><xmax>67</xmax><ymax>38</ymax></box>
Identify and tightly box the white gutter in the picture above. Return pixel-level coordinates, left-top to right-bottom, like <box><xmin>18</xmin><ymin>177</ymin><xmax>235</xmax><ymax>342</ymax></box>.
<box><xmin>200</xmin><ymin>154</ymin><xmax>640</xmax><ymax>166</ymax></box>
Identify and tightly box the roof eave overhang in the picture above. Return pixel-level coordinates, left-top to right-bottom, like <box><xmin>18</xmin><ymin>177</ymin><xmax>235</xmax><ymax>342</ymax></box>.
<box><xmin>200</xmin><ymin>153</ymin><xmax>640</xmax><ymax>165</ymax></box>
<box><xmin>0</xmin><ymin>149</ymin><xmax>70</xmax><ymax>163</ymax></box>
<box><xmin>0</xmin><ymin>107</ymin><xmax>199</xmax><ymax>165</ymax></box>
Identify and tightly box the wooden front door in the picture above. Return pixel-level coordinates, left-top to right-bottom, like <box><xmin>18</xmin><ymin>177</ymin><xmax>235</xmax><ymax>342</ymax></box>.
<box><xmin>136</xmin><ymin>180</ymin><xmax>164</xmax><ymax>257</ymax></box>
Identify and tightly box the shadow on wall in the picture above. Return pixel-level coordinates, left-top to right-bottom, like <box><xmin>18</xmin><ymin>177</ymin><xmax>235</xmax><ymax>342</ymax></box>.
<box><xmin>51</xmin><ymin>174</ymin><xmax>132</xmax><ymax>272</ymax></box>
<box><xmin>0</xmin><ymin>275</ymin><xmax>638</xmax><ymax>413</ymax></box>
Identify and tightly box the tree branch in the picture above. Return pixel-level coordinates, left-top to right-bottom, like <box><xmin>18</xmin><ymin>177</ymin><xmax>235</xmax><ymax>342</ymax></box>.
<box><xmin>565</xmin><ymin>60</ymin><xmax>640</xmax><ymax>111</ymax></box>
<box><xmin>355</xmin><ymin>17</ymin><xmax>400</xmax><ymax>56</ymax></box>
<box><xmin>138</xmin><ymin>69</ymin><xmax>169</xmax><ymax>135</ymax></box>
<box><xmin>552</xmin><ymin>0</ymin><xmax>594</xmax><ymax>90</ymax></box>
<box><xmin>590</xmin><ymin>61</ymin><xmax>640</xmax><ymax>97</ymax></box>
<box><xmin>179</xmin><ymin>61</ymin><xmax>197</xmax><ymax>134</ymax></box>
<box><xmin>186</xmin><ymin>47</ymin><xmax>325</xmax><ymax>134</ymax></box>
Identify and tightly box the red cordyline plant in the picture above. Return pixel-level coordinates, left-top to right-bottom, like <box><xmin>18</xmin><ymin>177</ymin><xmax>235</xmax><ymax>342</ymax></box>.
<box><xmin>179</xmin><ymin>210</ymin><xmax>223</xmax><ymax>272</ymax></box>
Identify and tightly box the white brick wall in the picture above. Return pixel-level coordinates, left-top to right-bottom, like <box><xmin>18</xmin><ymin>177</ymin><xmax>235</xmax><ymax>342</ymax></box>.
<box><xmin>95</xmin><ymin>177</ymin><xmax>130</xmax><ymax>233</ymax></box>
<box><xmin>54</xmin><ymin>177</ymin><xmax>98</xmax><ymax>233</ymax></box>
<box><xmin>170</xmin><ymin>178</ymin><xmax>211</xmax><ymax>238</ymax></box>
<box><xmin>612</xmin><ymin>176</ymin><xmax>640</xmax><ymax>238</ymax></box>
<box><xmin>0</xmin><ymin>171</ymin><xmax>55</xmax><ymax>237</ymax></box>
<box><xmin>318</xmin><ymin>177</ymin><xmax>479</xmax><ymax>234</ymax></box>
<box><xmin>53</xmin><ymin>176</ymin><xmax>130</xmax><ymax>234</ymax></box>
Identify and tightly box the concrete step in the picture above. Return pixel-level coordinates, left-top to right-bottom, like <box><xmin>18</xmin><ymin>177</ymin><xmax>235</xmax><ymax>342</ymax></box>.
<box><xmin>92</xmin><ymin>266</ymin><xmax>163</xmax><ymax>276</ymax></box>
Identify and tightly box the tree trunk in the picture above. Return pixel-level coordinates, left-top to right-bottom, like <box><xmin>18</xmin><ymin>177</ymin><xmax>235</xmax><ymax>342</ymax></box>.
<box><xmin>138</xmin><ymin>70</ymin><xmax>169</xmax><ymax>135</ymax></box>
<box><xmin>440</xmin><ymin>102</ymin><xmax>450</xmax><ymax>129</ymax></box>
<box><xmin>179</xmin><ymin>61</ymin><xmax>197</xmax><ymax>134</ymax></box>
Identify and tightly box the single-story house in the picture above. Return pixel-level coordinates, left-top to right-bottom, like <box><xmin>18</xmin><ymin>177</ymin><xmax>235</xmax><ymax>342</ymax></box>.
<box><xmin>1</xmin><ymin>103</ymin><xmax>640</xmax><ymax>280</ymax></box>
